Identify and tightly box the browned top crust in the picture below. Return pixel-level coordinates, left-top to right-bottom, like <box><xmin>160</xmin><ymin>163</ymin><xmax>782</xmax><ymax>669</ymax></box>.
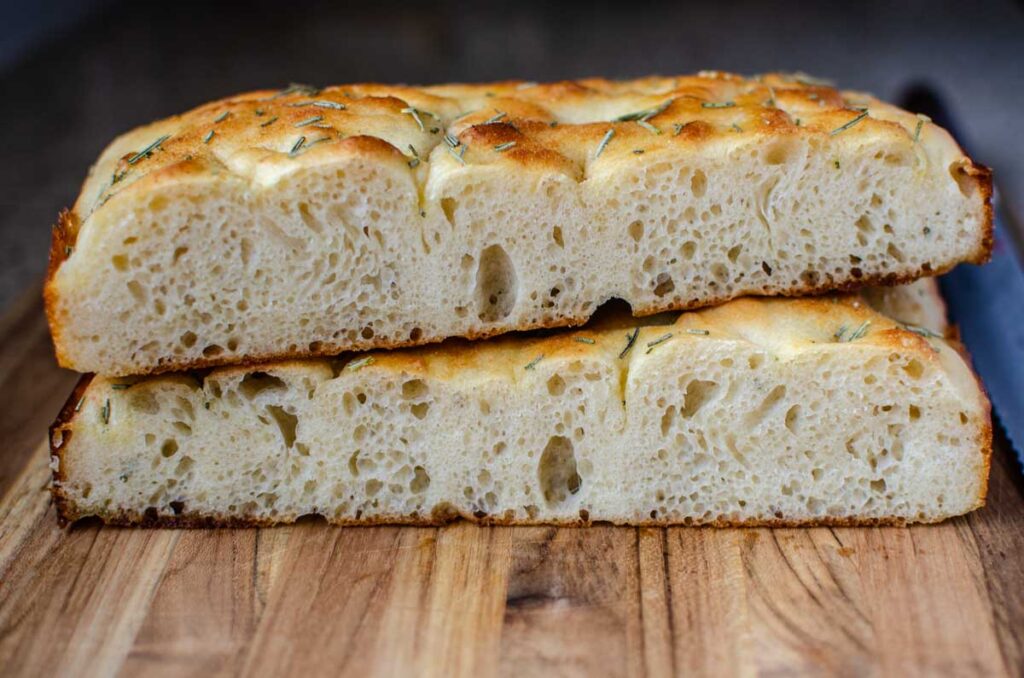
<box><xmin>52</xmin><ymin>72</ymin><xmax>991</xmax><ymax>249</ymax></box>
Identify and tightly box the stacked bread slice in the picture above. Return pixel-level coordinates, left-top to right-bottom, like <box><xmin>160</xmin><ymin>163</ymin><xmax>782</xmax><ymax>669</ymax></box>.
<box><xmin>46</xmin><ymin>73</ymin><xmax>993</xmax><ymax>526</ymax></box>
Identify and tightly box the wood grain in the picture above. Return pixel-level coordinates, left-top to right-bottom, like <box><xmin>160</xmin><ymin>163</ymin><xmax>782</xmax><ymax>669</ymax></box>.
<box><xmin>1</xmin><ymin>289</ymin><xmax>1023</xmax><ymax>677</ymax></box>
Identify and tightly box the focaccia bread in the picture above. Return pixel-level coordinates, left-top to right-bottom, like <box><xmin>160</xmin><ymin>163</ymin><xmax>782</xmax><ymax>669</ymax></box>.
<box><xmin>46</xmin><ymin>72</ymin><xmax>991</xmax><ymax>377</ymax></box>
<box><xmin>49</xmin><ymin>282</ymin><xmax>991</xmax><ymax>527</ymax></box>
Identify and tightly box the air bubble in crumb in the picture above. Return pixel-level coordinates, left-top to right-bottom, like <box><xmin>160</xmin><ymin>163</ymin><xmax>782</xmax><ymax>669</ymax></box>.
<box><xmin>538</xmin><ymin>436</ymin><xmax>581</xmax><ymax>507</ymax></box>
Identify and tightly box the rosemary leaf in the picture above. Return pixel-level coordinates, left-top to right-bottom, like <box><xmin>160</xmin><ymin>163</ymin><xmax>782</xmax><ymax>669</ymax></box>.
<box><xmin>645</xmin><ymin>333</ymin><xmax>673</xmax><ymax>353</ymax></box>
<box><xmin>686</xmin><ymin>328</ymin><xmax>710</xmax><ymax>335</ymax></box>
<box><xmin>701</xmin><ymin>101</ymin><xmax>736</xmax><ymax>109</ymax></box>
<box><xmin>259</xmin><ymin>116</ymin><xmax>279</xmax><ymax>127</ymax></box>
<box><xmin>595</xmin><ymin>129</ymin><xmax>615</xmax><ymax>158</ymax></box>
<box><xmin>289</xmin><ymin>136</ymin><xmax>306</xmax><ymax>155</ymax></box>
<box><xmin>214</xmin><ymin>111</ymin><xmax>230</xmax><ymax>123</ymax></box>
<box><xmin>903</xmin><ymin>323</ymin><xmax>940</xmax><ymax>338</ymax></box>
<box><xmin>829</xmin><ymin>110</ymin><xmax>869</xmax><ymax>136</ymax></box>
<box><xmin>913</xmin><ymin>114</ymin><xmax>930</xmax><ymax>142</ymax></box>
<box><xmin>127</xmin><ymin>134</ymin><xmax>170</xmax><ymax>165</ymax></box>
<box><xmin>615</xmin><ymin>98</ymin><xmax>674</xmax><ymax>122</ymax></box>
<box><xmin>619</xmin><ymin>328</ymin><xmax>639</xmax><ymax>359</ymax></box>
<box><xmin>524</xmin><ymin>354</ymin><xmax>544</xmax><ymax>370</ymax></box>
<box><xmin>401</xmin><ymin>107</ymin><xmax>427</xmax><ymax>131</ymax></box>
<box><xmin>484</xmin><ymin>111</ymin><xmax>507</xmax><ymax>125</ymax></box>
<box><xmin>287</xmin><ymin>100</ymin><xmax>347</xmax><ymax>110</ymax></box>
<box><xmin>637</xmin><ymin>120</ymin><xmax>661</xmax><ymax>135</ymax></box>
<box><xmin>346</xmin><ymin>356</ymin><xmax>375</xmax><ymax>371</ymax></box>
<box><xmin>294</xmin><ymin>115</ymin><xmax>324</xmax><ymax>128</ymax></box>
<box><xmin>203</xmin><ymin>130</ymin><xmax>215</xmax><ymax>144</ymax></box>
<box><xmin>494</xmin><ymin>141</ymin><xmax>517</xmax><ymax>152</ymax></box>
<box><xmin>268</xmin><ymin>83</ymin><xmax>320</xmax><ymax>100</ymax></box>
<box><xmin>574</xmin><ymin>337</ymin><xmax>596</xmax><ymax>344</ymax></box>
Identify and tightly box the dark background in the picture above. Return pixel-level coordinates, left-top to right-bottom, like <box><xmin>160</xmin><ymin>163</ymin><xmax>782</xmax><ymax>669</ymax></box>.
<box><xmin>2</xmin><ymin>0</ymin><xmax>1022</xmax><ymax>311</ymax></box>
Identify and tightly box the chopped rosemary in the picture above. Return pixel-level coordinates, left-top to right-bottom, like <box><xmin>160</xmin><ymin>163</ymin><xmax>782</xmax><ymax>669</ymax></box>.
<box><xmin>401</xmin><ymin>107</ymin><xmax>425</xmax><ymax>131</ymax></box>
<box><xmin>549</xmin><ymin>121</ymin><xmax>559</xmax><ymax>128</ymax></box>
<box><xmin>615</xmin><ymin>98</ymin><xmax>674</xmax><ymax>122</ymax></box>
<box><xmin>259</xmin><ymin>116</ymin><xmax>279</xmax><ymax>127</ymax></box>
<box><xmin>834</xmin><ymin>159</ymin><xmax>841</xmax><ymax>169</ymax></box>
<box><xmin>794</xmin><ymin>74</ymin><xmax>834</xmax><ymax>87</ymax></box>
<box><xmin>294</xmin><ymin>115</ymin><xmax>324</xmax><ymax>128</ymax></box>
<box><xmin>766</xmin><ymin>86</ymin><xmax>777</xmax><ymax>108</ymax></box>
<box><xmin>686</xmin><ymin>328</ymin><xmax>710</xmax><ymax>335</ymax></box>
<box><xmin>494</xmin><ymin>141</ymin><xmax>517</xmax><ymax>152</ymax></box>
<box><xmin>289</xmin><ymin>136</ymin><xmax>306</xmax><ymax>155</ymax></box>
<box><xmin>407</xmin><ymin>144</ymin><xmax>420</xmax><ymax>168</ymax></box>
<box><xmin>268</xmin><ymin>83</ymin><xmax>320</xmax><ymax>100</ymax></box>
<box><xmin>836</xmin><ymin>321</ymin><xmax>871</xmax><ymax>342</ymax></box>
<box><xmin>619</xmin><ymin>328</ymin><xmax>639</xmax><ymax>359</ymax></box>
<box><xmin>443</xmin><ymin>132</ymin><xmax>459</xmax><ymax>148</ymax></box>
<box><xmin>74</xmin><ymin>396</ymin><xmax>84</xmax><ymax>412</ymax></box>
<box><xmin>672</xmin><ymin>122</ymin><xmax>689</xmax><ymax>136</ymax></box>
<box><xmin>524</xmin><ymin>354</ymin><xmax>544</xmax><ymax>370</ymax></box>
<box><xmin>903</xmin><ymin>323</ymin><xmax>941</xmax><ymax>338</ymax></box>
<box><xmin>633</xmin><ymin>149</ymin><xmax>645</xmax><ymax>154</ymax></box>
<box><xmin>110</xmin><ymin>383</ymin><xmax>131</xmax><ymax>390</ymax></box>
<box><xmin>595</xmin><ymin>129</ymin><xmax>615</xmax><ymax>158</ymax></box>
<box><xmin>701</xmin><ymin>101</ymin><xmax>735</xmax><ymax>108</ymax></box>
<box><xmin>731</xmin><ymin>123</ymin><xmax>743</xmax><ymax>133</ymax></box>
<box><xmin>429</xmin><ymin>126</ymin><xmax>440</xmax><ymax>134</ymax></box>
<box><xmin>574</xmin><ymin>337</ymin><xmax>596</xmax><ymax>344</ymax></box>
<box><xmin>64</xmin><ymin>245</ymin><xmax>73</xmax><ymax>256</ymax></box>
<box><xmin>637</xmin><ymin>120</ymin><xmax>661</xmax><ymax>135</ymax></box>
<box><xmin>214</xmin><ymin>111</ymin><xmax>230</xmax><ymax>123</ymax></box>
<box><xmin>913</xmin><ymin>114</ymin><xmax>930</xmax><ymax>142</ymax></box>
<box><xmin>112</xmin><ymin>169</ymin><xmax>128</xmax><ymax>184</ymax></box>
<box><xmin>346</xmin><ymin>356</ymin><xmax>375</xmax><ymax>371</ymax></box>
<box><xmin>829</xmin><ymin>110</ymin><xmax>869</xmax><ymax>136</ymax></box>
<box><xmin>303</xmin><ymin>136</ymin><xmax>331</xmax><ymax>150</ymax></box>
<box><xmin>101</xmin><ymin>398</ymin><xmax>110</xmax><ymax>424</ymax></box>
<box><xmin>449</xmin><ymin>144</ymin><xmax>467</xmax><ymax>165</ymax></box>
<box><xmin>645</xmin><ymin>333</ymin><xmax>673</xmax><ymax>353</ymax></box>
<box><xmin>483</xmin><ymin>111</ymin><xmax>507</xmax><ymax>125</ymax></box>
<box><xmin>203</xmin><ymin>130</ymin><xmax>215</xmax><ymax>144</ymax></box>
<box><xmin>289</xmin><ymin>100</ymin><xmax>346</xmax><ymax>110</ymax></box>
<box><xmin>255</xmin><ymin>108</ymin><xmax>265</xmax><ymax>116</ymax></box>
<box><xmin>846</xmin><ymin>321</ymin><xmax>871</xmax><ymax>341</ymax></box>
<box><xmin>127</xmin><ymin>134</ymin><xmax>170</xmax><ymax>165</ymax></box>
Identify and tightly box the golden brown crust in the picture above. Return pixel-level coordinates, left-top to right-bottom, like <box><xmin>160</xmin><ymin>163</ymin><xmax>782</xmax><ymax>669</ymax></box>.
<box><xmin>48</xmin><ymin>374</ymin><xmax>94</xmax><ymax>526</ymax></box>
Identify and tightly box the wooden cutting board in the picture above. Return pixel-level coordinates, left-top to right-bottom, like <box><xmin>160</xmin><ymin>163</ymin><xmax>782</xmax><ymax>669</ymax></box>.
<box><xmin>2</xmin><ymin>287</ymin><xmax>1024</xmax><ymax>677</ymax></box>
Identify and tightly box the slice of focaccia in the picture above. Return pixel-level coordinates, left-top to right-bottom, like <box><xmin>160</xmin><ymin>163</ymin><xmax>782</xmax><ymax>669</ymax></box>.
<box><xmin>49</xmin><ymin>282</ymin><xmax>991</xmax><ymax>527</ymax></box>
<box><xmin>46</xmin><ymin>73</ymin><xmax>991</xmax><ymax>376</ymax></box>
